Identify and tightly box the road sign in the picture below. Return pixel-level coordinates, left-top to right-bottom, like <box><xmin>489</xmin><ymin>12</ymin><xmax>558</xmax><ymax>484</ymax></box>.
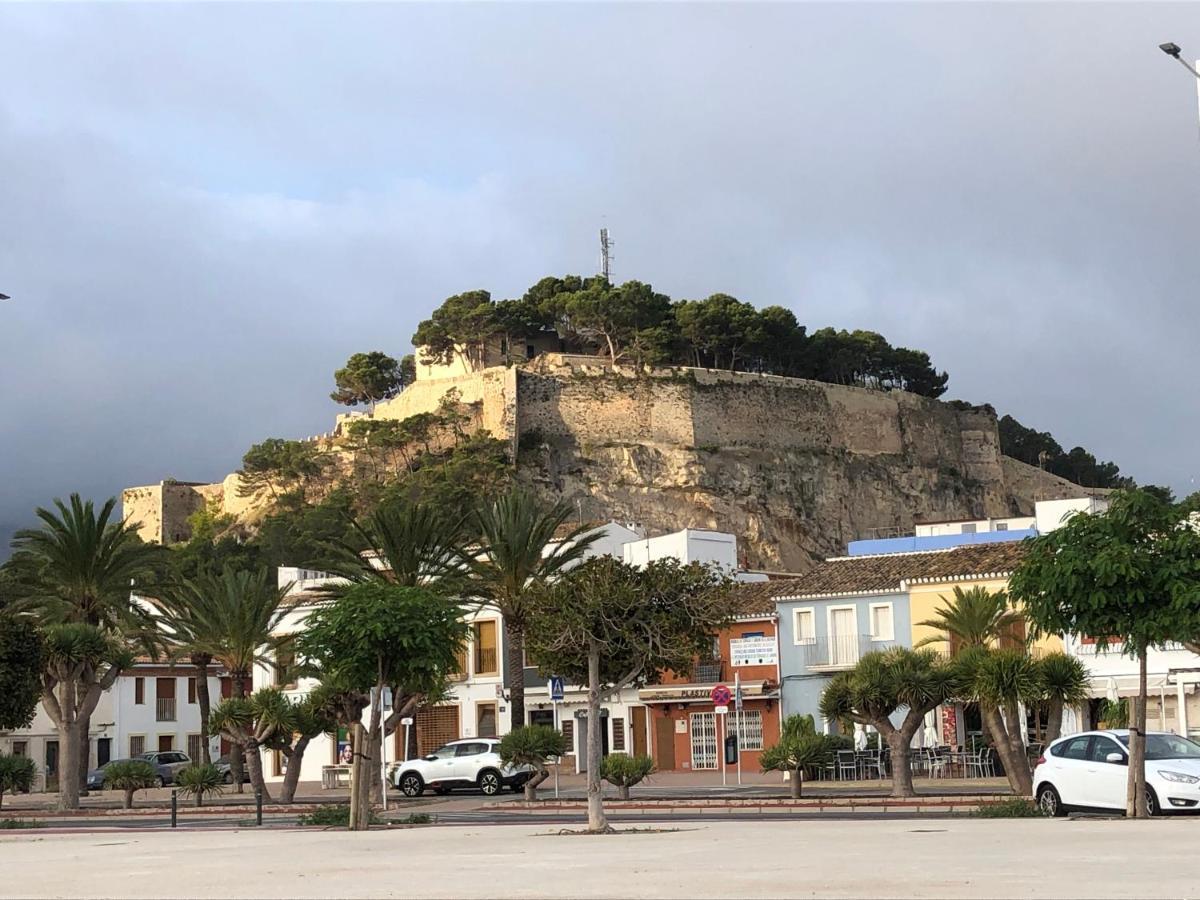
<box><xmin>549</xmin><ymin>676</ymin><xmax>565</xmax><ymax>702</ymax></box>
<box><xmin>714</xmin><ymin>704</ymin><xmax>729</xmax><ymax>715</ymax></box>
<box><xmin>711</xmin><ymin>684</ymin><xmax>732</xmax><ymax>706</ymax></box>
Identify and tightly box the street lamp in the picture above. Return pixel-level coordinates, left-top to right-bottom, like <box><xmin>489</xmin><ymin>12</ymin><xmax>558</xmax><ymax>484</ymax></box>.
<box><xmin>1159</xmin><ymin>42</ymin><xmax>1200</xmax><ymax>80</ymax></box>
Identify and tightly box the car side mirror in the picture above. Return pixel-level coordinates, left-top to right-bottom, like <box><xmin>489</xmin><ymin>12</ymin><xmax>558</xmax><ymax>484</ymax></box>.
<box><xmin>1106</xmin><ymin>752</ymin><xmax>1126</xmax><ymax>765</ymax></box>
<box><xmin>424</xmin><ymin>755</ymin><xmax>438</xmax><ymax>762</ymax></box>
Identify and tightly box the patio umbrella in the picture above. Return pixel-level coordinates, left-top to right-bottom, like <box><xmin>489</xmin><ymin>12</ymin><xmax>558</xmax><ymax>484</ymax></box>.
<box><xmin>854</xmin><ymin>723</ymin><xmax>868</xmax><ymax>751</ymax></box>
<box><xmin>923</xmin><ymin>721</ymin><xmax>939</xmax><ymax>748</ymax></box>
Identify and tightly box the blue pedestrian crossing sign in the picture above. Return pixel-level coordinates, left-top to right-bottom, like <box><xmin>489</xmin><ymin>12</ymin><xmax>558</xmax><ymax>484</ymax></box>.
<box><xmin>549</xmin><ymin>676</ymin><xmax>565</xmax><ymax>702</ymax></box>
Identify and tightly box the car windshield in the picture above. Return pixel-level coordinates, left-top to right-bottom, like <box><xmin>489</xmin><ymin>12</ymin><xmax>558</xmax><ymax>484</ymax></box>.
<box><xmin>1115</xmin><ymin>734</ymin><xmax>1200</xmax><ymax>760</ymax></box>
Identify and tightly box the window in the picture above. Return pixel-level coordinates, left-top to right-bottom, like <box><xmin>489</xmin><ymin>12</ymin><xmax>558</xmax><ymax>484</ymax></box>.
<box><xmin>156</xmin><ymin>677</ymin><xmax>176</xmax><ymax>722</ymax></box>
<box><xmin>427</xmin><ymin>744</ymin><xmax>459</xmax><ymax>761</ymax></box>
<box><xmin>134</xmin><ymin>677</ymin><xmax>145</xmax><ymax>705</ymax></box>
<box><xmin>455</xmin><ymin>742</ymin><xmax>489</xmax><ymax>757</ymax></box>
<box><xmin>450</xmin><ymin>643</ymin><xmax>468</xmax><ymax>682</ymax></box>
<box><xmin>129</xmin><ymin>735</ymin><xmax>146</xmax><ymax>757</ymax></box>
<box><xmin>1052</xmin><ymin>736</ymin><xmax>1091</xmax><ymax>760</ymax></box>
<box><xmin>869</xmin><ymin>604</ymin><xmax>894</xmax><ymax>642</ymax></box>
<box><xmin>529</xmin><ymin>710</ymin><xmax>554</xmax><ymax>728</ymax></box>
<box><xmin>612</xmin><ymin>718</ymin><xmax>626</xmax><ymax>752</ymax></box>
<box><xmin>11</xmin><ymin>741</ymin><xmax>27</xmax><ymax>758</ymax></box>
<box><xmin>734</xmin><ymin>710</ymin><xmax>764</xmax><ymax>751</ymax></box>
<box><xmin>793</xmin><ymin>609</ymin><xmax>816</xmax><ymax>645</ymax></box>
<box><xmin>158</xmin><ymin>735</ymin><xmax>175</xmax><ymax>753</ymax></box>
<box><xmin>473</xmin><ymin>621</ymin><xmax>499</xmax><ymax>676</ymax></box>
<box><xmin>561</xmin><ymin>720</ymin><xmax>574</xmax><ymax>754</ymax></box>
<box><xmin>740</xmin><ymin>631</ymin><xmax>765</xmax><ymax>639</ymax></box>
<box><xmin>961</xmin><ymin>523</ymin><xmax>977</xmax><ymax>534</ymax></box>
<box><xmin>187</xmin><ymin>678</ymin><xmax>197</xmax><ymax>704</ymax></box>
<box><xmin>995</xmin><ymin>523</ymin><xmax>1009</xmax><ymax>532</ymax></box>
<box><xmin>187</xmin><ymin>734</ymin><xmax>202</xmax><ymax>762</ymax></box>
<box><xmin>415</xmin><ymin>706</ymin><xmax>460</xmax><ymax>758</ymax></box>
<box><xmin>1089</xmin><ymin>736</ymin><xmax>1125</xmax><ymax>764</ymax></box>
<box><xmin>275</xmin><ymin>648</ymin><xmax>296</xmax><ymax>689</ymax></box>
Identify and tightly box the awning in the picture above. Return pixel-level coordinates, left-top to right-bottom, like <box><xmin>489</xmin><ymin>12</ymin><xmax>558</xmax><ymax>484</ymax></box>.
<box><xmin>637</xmin><ymin>680</ymin><xmax>778</xmax><ymax>705</ymax></box>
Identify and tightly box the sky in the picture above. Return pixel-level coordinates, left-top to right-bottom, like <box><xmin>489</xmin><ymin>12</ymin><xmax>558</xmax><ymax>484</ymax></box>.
<box><xmin>2</xmin><ymin>2</ymin><xmax>1199</xmax><ymax>555</ymax></box>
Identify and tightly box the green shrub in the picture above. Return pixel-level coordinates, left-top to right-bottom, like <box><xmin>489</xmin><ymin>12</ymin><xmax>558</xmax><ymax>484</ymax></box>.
<box><xmin>0</xmin><ymin>754</ymin><xmax>36</xmax><ymax>810</ymax></box>
<box><xmin>297</xmin><ymin>804</ymin><xmax>382</xmax><ymax>828</ymax></box>
<box><xmin>601</xmin><ymin>754</ymin><xmax>655</xmax><ymax>799</ymax></box>
<box><xmin>103</xmin><ymin>760</ymin><xmax>160</xmax><ymax>809</ymax></box>
<box><xmin>976</xmin><ymin>798</ymin><xmax>1046</xmax><ymax>818</ymax></box>
<box><xmin>176</xmin><ymin>763</ymin><xmax>224</xmax><ymax>807</ymax></box>
<box><xmin>0</xmin><ymin>818</ymin><xmax>42</xmax><ymax>829</ymax></box>
<box><xmin>395</xmin><ymin>813</ymin><xmax>433</xmax><ymax>825</ymax></box>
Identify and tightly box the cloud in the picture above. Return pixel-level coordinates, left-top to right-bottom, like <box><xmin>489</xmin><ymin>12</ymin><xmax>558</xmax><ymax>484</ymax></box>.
<box><xmin>2</xmin><ymin>2</ymin><xmax>1199</xmax><ymax>554</ymax></box>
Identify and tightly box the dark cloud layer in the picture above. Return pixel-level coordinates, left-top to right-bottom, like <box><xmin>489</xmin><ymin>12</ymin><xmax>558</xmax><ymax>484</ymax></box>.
<box><xmin>2</xmin><ymin>3</ymin><xmax>1199</xmax><ymax>554</ymax></box>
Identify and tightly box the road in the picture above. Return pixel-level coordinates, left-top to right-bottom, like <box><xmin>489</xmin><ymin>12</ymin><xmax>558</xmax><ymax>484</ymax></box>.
<box><xmin>2</xmin><ymin>818</ymin><xmax>1196</xmax><ymax>898</ymax></box>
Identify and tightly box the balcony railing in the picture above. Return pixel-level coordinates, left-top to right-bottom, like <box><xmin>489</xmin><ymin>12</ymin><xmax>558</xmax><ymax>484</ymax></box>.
<box><xmin>798</xmin><ymin>635</ymin><xmax>895</xmax><ymax>671</ymax></box>
<box><xmin>155</xmin><ymin>697</ymin><xmax>177</xmax><ymax>722</ymax></box>
<box><xmin>691</xmin><ymin>658</ymin><xmax>724</xmax><ymax>683</ymax></box>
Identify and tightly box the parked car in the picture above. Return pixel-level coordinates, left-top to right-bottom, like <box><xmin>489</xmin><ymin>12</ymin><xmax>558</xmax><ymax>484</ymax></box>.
<box><xmin>137</xmin><ymin>751</ymin><xmax>192</xmax><ymax>784</ymax></box>
<box><xmin>214</xmin><ymin>755</ymin><xmax>252</xmax><ymax>785</ymax></box>
<box><xmin>388</xmin><ymin>738</ymin><xmax>532</xmax><ymax>797</ymax></box>
<box><xmin>86</xmin><ymin>757</ymin><xmax>174</xmax><ymax>791</ymax></box>
<box><xmin>1034</xmin><ymin>730</ymin><xmax>1200</xmax><ymax>816</ymax></box>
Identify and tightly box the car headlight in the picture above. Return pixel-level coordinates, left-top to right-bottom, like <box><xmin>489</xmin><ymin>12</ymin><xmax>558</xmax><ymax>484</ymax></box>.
<box><xmin>1156</xmin><ymin>770</ymin><xmax>1200</xmax><ymax>784</ymax></box>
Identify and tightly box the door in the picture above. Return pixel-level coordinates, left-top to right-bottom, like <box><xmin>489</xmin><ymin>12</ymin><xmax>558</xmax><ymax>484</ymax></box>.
<box><xmin>1084</xmin><ymin>734</ymin><xmax>1128</xmax><ymax>809</ymax></box>
<box><xmin>158</xmin><ymin>735</ymin><xmax>174</xmax><ymax>752</ymax></box>
<box><xmin>655</xmin><ymin>716</ymin><xmax>676</xmax><ymax>770</ymax></box>
<box><xmin>45</xmin><ymin>740</ymin><xmax>59</xmax><ymax>791</ymax></box>
<box><xmin>577</xmin><ymin>716</ymin><xmax>588</xmax><ymax>773</ymax></box>
<box><xmin>631</xmin><ymin>707</ymin><xmax>648</xmax><ymax>757</ymax></box>
<box><xmin>829</xmin><ymin>607</ymin><xmax>858</xmax><ymax>666</ymax></box>
<box><xmin>97</xmin><ymin>738</ymin><xmax>112</xmax><ymax>768</ymax></box>
<box><xmin>476</xmin><ymin>703</ymin><xmax>497</xmax><ymax>738</ymax></box>
<box><xmin>424</xmin><ymin>743</ymin><xmax>461</xmax><ymax>783</ymax></box>
<box><xmin>690</xmin><ymin>712</ymin><xmax>717</xmax><ymax>770</ymax></box>
<box><xmin>1047</xmin><ymin>734</ymin><xmax>1093</xmax><ymax>806</ymax></box>
<box><xmin>452</xmin><ymin>742</ymin><xmax>490</xmax><ymax>781</ymax></box>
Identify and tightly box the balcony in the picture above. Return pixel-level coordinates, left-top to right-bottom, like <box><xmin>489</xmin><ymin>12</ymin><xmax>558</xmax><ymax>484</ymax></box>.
<box><xmin>798</xmin><ymin>635</ymin><xmax>894</xmax><ymax>672</ymax></box>
<box><xmin>691</xmin><ymin>658</ymin><xmax>724</xmax><ymax>684</ymax></box>
<box><xmin>155</xmin><ymin>697</ymin><xmax>177</xmax><ymax>722</ymax></box>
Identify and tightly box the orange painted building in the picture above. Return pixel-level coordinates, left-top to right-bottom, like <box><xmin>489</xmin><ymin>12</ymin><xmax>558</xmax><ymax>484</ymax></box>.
<box><xmin>640</xmin><ymin>582</ymin><xmax>781</xmax><ymax>772</ymax></box>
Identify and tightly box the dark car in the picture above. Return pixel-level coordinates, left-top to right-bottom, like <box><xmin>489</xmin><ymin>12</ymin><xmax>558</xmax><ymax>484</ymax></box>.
<box><xmin>86</xmin><ymin>757</ymin><xmax>174</xmax><ymax>790</ymax></box>
<box><xmin>214</xmin><ymin>755</ymin><xmax>252</xmax><ymax>785</ymax></box>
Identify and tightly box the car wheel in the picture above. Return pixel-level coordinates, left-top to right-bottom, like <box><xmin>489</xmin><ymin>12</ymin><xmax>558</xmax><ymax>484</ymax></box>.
<box><xmin>478</xmin><ymin>770</ymin><xmax>501</xmax><ymax>796</ymax></box>
<box><xmin>157</xmin><ymin>776</ymin><xmax>167</xmax><ymax>788</ymax></box>
<box><xmin>222</xmin><ymin>771</ymin><xmax>233</xmax><ymax>785</ymax></box>
<box><xmin>1145</xmin><ymin>787</ymin><xmax>1161</xmax><ymax>817</ymax></box>
<box><xmin>1036</xmin><ymin>784</ymin><xmax>1065</xmax><ymax>817</ymax></box>
<box><xmin>399</xmin><ymin>773</ymin><xmax>425</xmax><ymax>798</ymax></box>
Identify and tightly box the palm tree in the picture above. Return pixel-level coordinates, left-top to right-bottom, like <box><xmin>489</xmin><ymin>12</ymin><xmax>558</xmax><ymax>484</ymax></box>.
<box><xmin>167</xmin><ymin>568</ymin><xmax>300</xmax><ymax>791</ymax></box>
<box><xmin>331</xmin><ymin>497</ymin><xmax>469</xmax><ymax>589</ymax></box>
<box><xmin>9</xmin><ymin>495</ymin><xmax>163</xmax><ymax>802</ymax></box>
<box><xmin>968</xmin><ymin>647</ymin><xmax>1041</xmax><ymax>795</ymax></box>
<box><xmin>1037</xmin><ymin>652</ymin><xmax>1089</xmax><ymax>744</ymax></box>
<box><xmin>915</xmin><ymin>585</ymin><xmax>1026</xmax><ymax>654</ymax></box>
<box><xmin>153</xmin><ymin>590</ymin><xmax>220</xmax><ymax>764</ymax></box>
<box><xmin>471</xmin><ymin>488</ymin><xmax>599</xmax><ymax>729</ymax></box>
<box><xmin>210</xmin><ymin>688</ymin><xmax>295</xmax><ymax>800</ymax></box>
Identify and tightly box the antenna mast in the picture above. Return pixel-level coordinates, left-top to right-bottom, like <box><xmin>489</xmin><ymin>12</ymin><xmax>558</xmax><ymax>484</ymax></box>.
<box><xmin>599</xmin><ymin>227</ymin><xmax>614</xmax><ymax>283</ymax></box>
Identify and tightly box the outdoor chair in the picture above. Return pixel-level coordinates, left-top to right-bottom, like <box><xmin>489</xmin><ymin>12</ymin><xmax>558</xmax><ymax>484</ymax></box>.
<box><xmin>837</xmin><ymin>750</ymin><xmax>857</xmax><ymax>780</ymax></box>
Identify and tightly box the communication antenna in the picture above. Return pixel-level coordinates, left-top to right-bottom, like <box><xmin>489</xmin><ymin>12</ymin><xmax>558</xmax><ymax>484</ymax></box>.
<box><xmin>599</xmin><ymin>228</ymin><xmax>614</xmax><ymax>283</ymax></box>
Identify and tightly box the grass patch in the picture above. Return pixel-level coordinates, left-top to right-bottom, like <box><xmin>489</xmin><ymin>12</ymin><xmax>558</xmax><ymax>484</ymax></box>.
<box><xmin>975</xmin><ymin>798</ymin><xmax>1046</xmax><ymax>818</ymax></box>
<box><xmin>0</xmin><ymin>819</ymin><xmax>44</xmax><ymax>829</ymax></box>
<box><xmin>297</xmin><ymin>805</ymin><xmax>383</xmax><ymax>827</ymax></box>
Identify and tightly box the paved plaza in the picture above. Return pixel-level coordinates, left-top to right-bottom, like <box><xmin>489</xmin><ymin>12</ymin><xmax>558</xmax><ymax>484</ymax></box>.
<box><xmin>2</xmin><ymin>817</ymin><xmax>1196</xmax><ymax>899</ymax></box>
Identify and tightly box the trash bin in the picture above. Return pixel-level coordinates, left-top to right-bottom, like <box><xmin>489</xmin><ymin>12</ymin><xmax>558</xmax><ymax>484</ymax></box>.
<box><xmin>724</xmin><ymin>734</ymin><xmax>738</xmax><ymax>765</ymax></box>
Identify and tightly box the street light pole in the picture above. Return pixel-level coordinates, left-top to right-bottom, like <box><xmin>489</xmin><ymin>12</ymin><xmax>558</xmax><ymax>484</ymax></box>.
<box><xmin>1159</xmin><ymin>43</ymin><xmax>1200</xmax><ymax>81</ymax></box>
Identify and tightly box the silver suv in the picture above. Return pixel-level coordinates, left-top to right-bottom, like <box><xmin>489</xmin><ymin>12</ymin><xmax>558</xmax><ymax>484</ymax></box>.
<box><xmin>388</xmin><ymin>738</ymin><xmax>532</xmax><ymax>797</ymax></box>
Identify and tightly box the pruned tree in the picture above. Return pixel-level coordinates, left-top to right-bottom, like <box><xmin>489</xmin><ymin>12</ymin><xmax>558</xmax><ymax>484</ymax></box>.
<box><xmin>820</xmin><ymin>648</ymin><xmax>962</xmax><ymax>798</ymax></box>
<box><xmin>330</xmin><ymin>351</ymin><xmax>407</xmax><ymax>413</ymax></box>
<box><xmin>102</xmin><ymin>759</ymin><xmax>159</xmax><ymax>810</ymax></box>
<box><xmin>210</xmin><ymin>687</ymin><xmax>294</xmax><ymax>801</ymax></box>
<box><xmin>498</xmin><ymin>725</ymin><xmax>567</xmax><ymax>801</ymax></box>
<box><xmin>600</xmin><ymin>754</ymin><xmax>655</xmax><ymax>800</ymax></box>
<box><xmin>959</xmin><ymin>647</ymin><xmax>1040</xmax><ymax>796</ymax></box>
<box><xmin>1009</xmin><ymin>489</ymin><xmax>1200</xmax><ymax>817</ymax></box>
<box><xmin>759</xmin><ymin>714</ymin><xmax>834</xmax><ymax>799</ymax></box>
<box><xmin>526</xmin><ymin>557</ymin><xmax>732</xmax><ymax>832</ymax></box>
<box><xmin>297</xmin><ymin>582</ymin><xmax>468</xmax><ymax>830</ymax></box>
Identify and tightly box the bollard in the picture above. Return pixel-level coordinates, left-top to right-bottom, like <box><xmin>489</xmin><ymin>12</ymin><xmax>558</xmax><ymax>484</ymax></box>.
<box><xmin>170</xmin><ymin>789</ymin><xmax>178</xmax><ymax>829</ymax></box>
<box><xmin>255</xmin><ymin>788</ymin><xmax>263</xmax><ymax>826</ymax></box>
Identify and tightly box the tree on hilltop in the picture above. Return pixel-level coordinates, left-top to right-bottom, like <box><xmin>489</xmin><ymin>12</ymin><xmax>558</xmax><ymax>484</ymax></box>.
<box><xmin>330</xmin><ymin>351</ymin><xmax>407</xmax><ymax>413</ymax></box>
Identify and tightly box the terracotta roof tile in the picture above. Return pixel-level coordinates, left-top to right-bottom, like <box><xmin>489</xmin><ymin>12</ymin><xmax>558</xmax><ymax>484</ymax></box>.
<box><xmin>728</xmin><ymin>580</ymin><xmax>782</xmax><ymax>618</ymax></box>
<box><xmin>767</xmin><ymin>541</ymin><xmax>1028</xmax><ymax>600</ymax></box>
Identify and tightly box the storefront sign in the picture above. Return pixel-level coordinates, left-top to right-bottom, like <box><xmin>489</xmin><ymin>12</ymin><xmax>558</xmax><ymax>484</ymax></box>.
<box><xmin>730</xmin><ymin>636</ymin><xmax>777</xmax><ymax>667</ymax></box>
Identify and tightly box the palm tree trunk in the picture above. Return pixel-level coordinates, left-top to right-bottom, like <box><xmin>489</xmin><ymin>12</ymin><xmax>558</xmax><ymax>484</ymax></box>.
<box><xmin>586</xmin><ymin>645</ymin><xmax>609</xmax><ymax>833</ymax></box>
<box><xmin>194</xmin><ymin>657</ymin><xmax>213</xmax><ymax>764</ymax></box>
<box><xmin>231</xmin><ymin>672</ymin><xmax>246</xmax><ymax>793</ymax></box>
<box><xmin>1002</xmin><ymin>701</ymin><xmax>1031</xmax><ymax>792</ymax></box>
<box><xmin>790</xmin><ymin>768</ymin><xmax>803</xmax><ymax>799</ymax></box>
<box><xmin>76</xmin><ymin>718</ymin><xmax>91</xmax><ymax>797</ymax></box>
<box><xmin>1044</xmin><ymin>698</ymin><xmax>1065</xmax><ymax>746</ymax></box>
<box><xmin>279</xmin><ymin>736</ymin><xmax>311</xmax><ymax>804</ymax></box>
<box><xmin>58</xmin><ymin>718</ymin><xmax>83</xmax><ymax>811</ymax></box>
<box><xmin>244</xmin><ymin>739</ymin><xmax>271</xmax><ymax>802</ymax></box>
<box><xmin>981</xmin><ymin>704</ymin><xmax>1032</xmax><ymax>795</ymax></box>
<box><xmin>886</xmin><ymin>731</ymin><xmax>915</xmax><ymax>799</ymax></box>
<box><xmin>507</xmin><ymin>625</ymin><xmax>526</xmax><ymax>730</ymax></box>
<box><xmin>524</xmin><ymin>767</ymin><xmax>548</xmax><ymax>802</ymax></box>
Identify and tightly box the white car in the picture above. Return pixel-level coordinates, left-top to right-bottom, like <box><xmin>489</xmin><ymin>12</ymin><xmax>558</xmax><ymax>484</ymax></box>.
<box><xmin>388</xmin><ymin>738</ymin><xmax>532</xmax><ymax>798</ymax></box>
<box><xmin>1034</xmin><ymin>729</ymin><xmax>1200</xmax><ymax>816</ymax></box>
